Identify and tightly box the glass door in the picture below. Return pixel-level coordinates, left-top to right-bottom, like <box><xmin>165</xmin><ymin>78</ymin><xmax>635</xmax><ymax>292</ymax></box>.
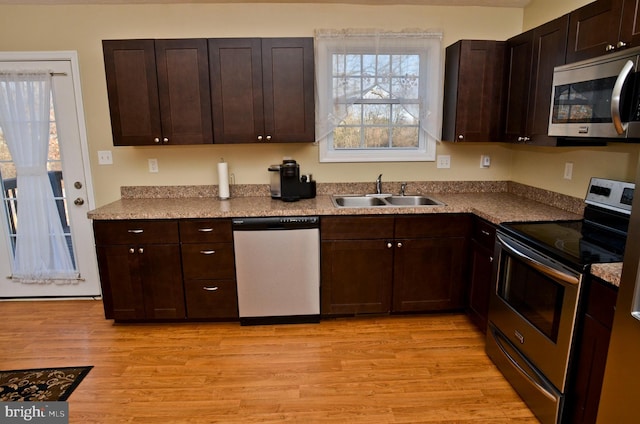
<box><xmin>0</xmin><ymin>56</ymin><xmax>100</xmax><ymax>298</ymax></box>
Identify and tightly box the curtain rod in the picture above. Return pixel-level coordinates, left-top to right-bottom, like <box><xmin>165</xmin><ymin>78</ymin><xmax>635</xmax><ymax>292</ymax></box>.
<box><xmin>0</xmin><ymin>72</ymin><xmax>67</xmax><ymax>76</ymax></box>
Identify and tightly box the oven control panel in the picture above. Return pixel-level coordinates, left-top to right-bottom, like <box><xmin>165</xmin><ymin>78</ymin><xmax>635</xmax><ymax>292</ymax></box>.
<box><xmin>586</xmin><ymin>178</ymin><xmax>635</xmax><ymax>214</ymax></box>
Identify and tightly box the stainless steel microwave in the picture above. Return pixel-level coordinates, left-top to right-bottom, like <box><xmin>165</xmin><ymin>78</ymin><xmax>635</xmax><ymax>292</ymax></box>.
<box><xmin>549</xmin><ymin>46</ymin><xmax>640</xmax><ymax>140</ymax></box>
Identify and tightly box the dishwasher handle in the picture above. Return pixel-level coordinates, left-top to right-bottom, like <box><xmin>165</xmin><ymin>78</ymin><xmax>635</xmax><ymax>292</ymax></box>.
<box><xmin>232</xmin><ymin>216</ymin><xmax>319</xmax><ymax>231</ymax></box>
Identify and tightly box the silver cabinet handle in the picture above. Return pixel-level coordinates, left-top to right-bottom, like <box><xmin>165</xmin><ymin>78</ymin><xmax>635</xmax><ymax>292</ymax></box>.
<box><xmin>397</xmin><ymin>242</ymin><xmax>403</xmax><ymax>248</ymax></box>
<box><xmin>457</xmin><ymin>134</ymin><xmax>464</xmax><ymax>140</ymax></box>
<box><xmin>200</xmin><ymin>250</ymin><xmax>216</xmax><ymax>255</ymax></box>
<box><xmin>129</xmin><ymin>248</ymin><xmax>135</xmax><ymax>254</ymax></box>
<box><xmin>481</xmin><ymin>230</ymin><xmax>491</xmax><ymax>236</ymax></box>
<box><xmin>197</xmin><ymin>228</ymin><xmax>214</xmax><ymax>232</ymax></box>
<box><xmin>257</xmin><ymin>135</ymin><xmax>263</xmax><ymax>141</ymax></box>
<box><xmin>203</xmin><ymin>286</ymin><xmax>219</xmax><ymax>291</ymax></box>
<box><xmin>606</xmin><ymin>44</ymin><xmax>616</xmax><ymax>52</ymax></box>
<box><xmin>489</xmin><ymin>256</ymin><xmax>494</xmax><ymax>262</ymax></box>
<box><xmin>387</xmin><ymin>242</ymin><xmax>393</xmax><ymax>248</ymax></box>
<box><xmin>163</xmin><ymin>137</ymin><xmax>169</xmax><ymax>143</ymax></box>
<box><xmin>617</xmin><ymin>40</ymin><xmax>628</xmax><ymax>49</ymax></box>
<box><xmin>154</xmin><ymin>137</ymin><xmax>160</xmax><ymax>143</ymax></box>
<box><xmin>266</xmin><ymin>135</ymin><xmax>272</xmax><ymax>141</ymax></box>
<box><xmin>138</xmin><ymin>248</ymin><xmax>144</xmax><ymax>254</ymax></box>
<box><xmin>127</xmin><ymin>229</ymin><xmax>144</xmax><ymax>234</ymax></box>
<box><xmin>611</xmin><ymin>59</ymin><xmax>634</xmax><ymax>135</ymax></box>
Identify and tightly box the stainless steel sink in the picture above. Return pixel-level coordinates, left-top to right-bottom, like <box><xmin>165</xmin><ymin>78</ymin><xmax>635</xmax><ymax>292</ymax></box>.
<box><xmin>386</xmin><ymin>195</ymin><xmax>444</xmax><ymax>206</ymax></box>
<box><xmin>333</xmin><ymin>196</ymin><xmax>387</xmax><ymax>207</ymax></box>
<box><xmin>331</xmin><ymin>194</ymin><xmax>445</xmax><ymax>208</ymax></box>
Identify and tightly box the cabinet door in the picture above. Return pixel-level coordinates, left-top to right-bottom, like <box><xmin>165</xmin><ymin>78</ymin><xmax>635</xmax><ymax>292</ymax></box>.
<box><xmin>262</xmin><ymin>38</ymin><xmax>315</xmax><ymax>143</ymax></box>
<box><xmin>619</xmin><ymin>0</ymin><xmax>640</xmax><ymax>48</ymax></box>
<box><xmin>139</xmin><ymin>244</ymin><xmax>185</xmax><ymax>319</ymax></box>
<box><xmin>503</xmin><ymin>31</ymin><xmax>533</xmax><ymax>143</ymax></box>
<box><xmin>442</xmin><ymin>40</ymin><xmax>505</xmax><ymax>142</ymax></box>
<box><xmin>321</xmin><ymin>240</ymin><xmax>393</xmax><ymax>315</ymax></box>
<box><xmin>96</xmin><ymin>245</ymin><xmax>146</xmax><ymax>320</ymax></box>
<box><xmin>96</xmin><ymin>244</ymin><xmax>184</xmax><ymax>321</ymax></box>
<box><xmin>467</xmin><ymin>240</ymin><xmax>493</xmax><ymax>332</ymax></box>
<box><xmin>566</xmin><ymin>0</ymin><xmax>624</xmax><ymax>63</ymax></box>
<box><xmin>209</xmin><ymin>38</ymin><xmax>264</xmax><ymax>143</ymax></box>
<box><xmin>527</xmin><ymin>15</ymin><xmax>569</xmax><ymax>146</ymax></box>
<box><xmin>103</xmin><ymin>39</ymin><xmax>162</xmax><ymax>146</ymax></box>
<box><xmin>155</xmin><ymin>39</ymin><xmax>213</xmax><ymax>145</ymax></box>
<box><xmin>392</xmin><ymin>237</ymin><xmax>467</xmax><ymax>312</ymax></box>
<box><xmin>567</xmin><ymin>315</ymin><xmax>612</xmax><ymax>424</ymax></box>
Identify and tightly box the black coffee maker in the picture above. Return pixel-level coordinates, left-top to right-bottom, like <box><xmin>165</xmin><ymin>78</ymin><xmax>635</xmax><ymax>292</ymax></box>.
<box><xmin>268</xmin><ymin>159</ymin><xmax>316</xmax><ymax>202</ymax></box>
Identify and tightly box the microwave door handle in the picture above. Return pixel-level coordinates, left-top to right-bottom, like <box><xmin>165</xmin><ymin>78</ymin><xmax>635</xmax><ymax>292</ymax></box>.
<box><xmin>611</xmin><ymin>59</ymin><xmax>635</xmax><ymax>135</ymax></box>
<box><xmin>497</xmin><ymin>234</ymin><xmax>580</xmax><ymax>286</ymax></box>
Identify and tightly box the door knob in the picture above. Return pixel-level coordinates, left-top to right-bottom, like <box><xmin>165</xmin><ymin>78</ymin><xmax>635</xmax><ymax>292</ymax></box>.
<box><xmin>73</xmin><ymin>197</ymin><xmax>85</xmax><ymax>206</ymax></box>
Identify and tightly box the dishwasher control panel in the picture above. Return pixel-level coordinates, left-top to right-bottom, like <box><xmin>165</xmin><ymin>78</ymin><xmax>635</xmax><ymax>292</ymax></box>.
<box><xmin>232</xmin><ymin>216</ymin><xmax>319</xmax><ymax>230</ymax></box>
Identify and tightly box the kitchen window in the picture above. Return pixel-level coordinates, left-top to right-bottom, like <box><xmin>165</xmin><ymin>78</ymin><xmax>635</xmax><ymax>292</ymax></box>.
<box><xmin>315</xmin><ymin>29</ymin><xmax>442</xmax><ymax>162</ymax></box>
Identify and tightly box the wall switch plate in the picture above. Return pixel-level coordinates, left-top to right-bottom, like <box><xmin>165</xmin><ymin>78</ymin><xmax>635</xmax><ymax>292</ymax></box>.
<box><xmin>437</xmin><ymin>155</ymin><xmax>451</xmax><ymax>169</ymax></box>
<box><xmin>564</xmin><ymin>162</ymin><xmax>573</xmax><ymax>180</ymax></box>
<box><xmin>480</xmin><ymin>155</ymin><xmax>491</xmax><ymax>168</ymax></box>
<box><xmin>148</xmin><ymin>158</ymin><xmax>159</xmax><ymax>173</ymax></box>
<box><xmin>97</xmin><ymin>150</ymin><xmax>113</xmax><ymax>165</ymax></box>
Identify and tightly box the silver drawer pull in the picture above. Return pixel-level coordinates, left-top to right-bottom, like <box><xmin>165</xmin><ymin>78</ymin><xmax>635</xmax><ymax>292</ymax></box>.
<box><xmin>200</xmin><ymin>250</ymin><xmax>216</xmax><ymax>255</ymax></box>
<box><xmin>481</xmin><ymin>230</ymin><xmax>491</xmax><ymax>236</ymax></box>
<box><xmin>203</xmin><ymin>286</ymin><xmax>219</xmax><ymax>291</ymax></box>
<box><xmin>127</xmin><ymin>229</ymin><xmax>144</xmax><ymax>234</ymax></box>
<box><xmin>197</xmin><ymin>228</ymin><xmax>214</xmax><ymax>232</ymax></box>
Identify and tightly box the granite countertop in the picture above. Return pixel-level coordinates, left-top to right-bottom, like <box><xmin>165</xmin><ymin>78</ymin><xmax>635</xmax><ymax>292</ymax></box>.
<box><xmin>87</xmin><ymin>181</ymin><xmax>622</xmax><ymax>287</ymax></box>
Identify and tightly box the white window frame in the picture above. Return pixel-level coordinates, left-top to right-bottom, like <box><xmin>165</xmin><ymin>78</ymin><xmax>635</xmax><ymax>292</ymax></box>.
<box><xmin>315</xmin><ymin>29</ymin><xmax>443</xmax><ymax>163</ymax></box>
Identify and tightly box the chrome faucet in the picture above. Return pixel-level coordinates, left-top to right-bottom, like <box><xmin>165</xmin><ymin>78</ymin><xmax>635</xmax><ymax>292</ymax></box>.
<box><xmin>400</xmin><ymin>182</ymin><xmax>407</xmax><ymax>196</ymax></box>
<box><xmin>376</xmin><ymin>174</ymin><xmax>383</xmax><ymax>194</ymax></box>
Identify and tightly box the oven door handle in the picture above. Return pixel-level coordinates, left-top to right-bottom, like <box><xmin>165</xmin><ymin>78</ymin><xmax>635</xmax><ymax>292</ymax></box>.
<box><xmin>497</xmin><ymin>234</ymin><xmax>580</xmax><ymax>286</ymax></box>
<box><xmin>611</xmin><ymin>59</ymin><xmax>635</xmax><ymax>135</ymax></box>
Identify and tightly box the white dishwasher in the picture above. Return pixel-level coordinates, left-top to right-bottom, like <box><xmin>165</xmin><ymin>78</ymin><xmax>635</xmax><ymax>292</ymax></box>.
<box><xmin>232</xmin><ymin>216</ymin><xmax>320</xmax><ymax>325</ymax></box>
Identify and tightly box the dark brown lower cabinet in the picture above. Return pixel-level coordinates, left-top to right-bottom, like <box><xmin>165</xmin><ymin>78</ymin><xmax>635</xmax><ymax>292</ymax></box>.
<box><xmin>95</xmin><ymin>225</ymin><xmax>185</xmax><ymax>321</ymax></box>
<box><xmin>321</xmin><ymin>215</ymin><xmax>471</xmax><ymax>316</ymax></box>
<box><xmin>566</xmin><ymin>277</ymin><xmax>618</xmax><ymax>424</ymax></box>
<box><xmin>467</xmin><ymin>217</ymin><xmax>497</xmax><ymax>333</ymax></box>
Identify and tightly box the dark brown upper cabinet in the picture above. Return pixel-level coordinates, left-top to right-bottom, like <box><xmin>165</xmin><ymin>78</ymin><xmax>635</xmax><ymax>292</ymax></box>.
<box><xmin>442</xmin><ymin>40</ymin><xmax>506</xmax><ymax>142</ymax></box>
<box><xmin>208</xmin><ymin>38</ymin><xmax>315</xmax><ymax>144</ymax></box>
<box><xmin>103</xmin><ymin>39</ymin><xmax>213</xmax><ymax>146</ymax></box>
<box><xmin>566</xmin><ymin>0</ymin><xmax>640</xmax><ymax>63</ymax></box>
<box><xmin>503</xmin><ymin>15</ymin><xmax>569</xmax><ymax>145</ymax></box>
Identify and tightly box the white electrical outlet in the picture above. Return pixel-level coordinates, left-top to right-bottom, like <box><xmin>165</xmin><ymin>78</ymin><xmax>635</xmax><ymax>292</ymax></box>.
<box><xmin>97</xmin><ymin>150</ymin><xmax>113</xmax><ymax>165</ymax></box>
<box><xmin>480</xmin><ymin>155</ymin><xmax>491</xmax><ymax>168</ymax></box>
<box><xmin>148</xmin><ymin>158</ymin><xmax>159</xmax><ymax>173</ymax></box>
<box><xmin>564</xmin><ymin>162</ymin><xmax>573</xmax><ymax>180</ymax></box>
<box><xmin>437</xmin><ymin>155</ymin><xmax>451</xmax><ymax>169</ymax></box>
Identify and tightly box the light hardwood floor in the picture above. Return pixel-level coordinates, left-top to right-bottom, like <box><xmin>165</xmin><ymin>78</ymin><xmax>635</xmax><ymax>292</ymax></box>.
<box><xmin>0</xmin><ymin>300</ymin><xmax>538</xmax><ymax>423</ymax></box>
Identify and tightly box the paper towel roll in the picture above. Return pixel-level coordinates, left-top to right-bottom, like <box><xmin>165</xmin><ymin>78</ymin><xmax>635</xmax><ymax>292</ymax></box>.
<box><xmin>218</xmin><ymin>161</ymin><xmax>230</xmax><ymax>200</ymax></box>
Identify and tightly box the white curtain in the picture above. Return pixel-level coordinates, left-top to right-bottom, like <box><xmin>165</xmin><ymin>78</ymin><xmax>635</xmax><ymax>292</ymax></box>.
<box><xmin>0</xmin><ymin>71</ymin><xmax>77</xmax><ymax>284</ymax></box>
<box><xmin>314</xmin><ymin>28</ymin><xmax>443</xmax><ymax>143</ymax></box>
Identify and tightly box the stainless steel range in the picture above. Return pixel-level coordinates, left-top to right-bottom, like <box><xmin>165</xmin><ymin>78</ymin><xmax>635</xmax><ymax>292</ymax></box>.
<box><xmin>486</xmin><ymin>178</ymin><xmax>634</xmax><ymax>424</ymax></box>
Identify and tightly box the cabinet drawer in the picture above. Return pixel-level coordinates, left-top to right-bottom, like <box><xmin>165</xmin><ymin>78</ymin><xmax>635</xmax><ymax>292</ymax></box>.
<box><xmin>395</xmin><ymin>214</ymin><xmax>471</xmax><ymax>238</ymax></box>
<box><xmin>321</xmin><ymin>216</ymin><xmax>394</xmax><ymax>240</ymax></box>
<box><xmin>94</xmin><ymin>220</ymin><xmax>179</xmax><ymax>245</ymax></box>
<box><xmin>181</xmin><ymin>243</ymin><xmax>235</xmax><ymax>280</ymax></box>
<box><xmin>184</xmin><ymin>279</ymin><xmax>238</xmax><ymax>319</ymax></box>
<box><xmin>179</xmin><ymin>219</ymin><xmax>232</xmax><ymax>243</ymax></box>
<box><xmin>472</xmin><ymin>218</ymin><xmax>497</xmax><ymax>250</ymax></box>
